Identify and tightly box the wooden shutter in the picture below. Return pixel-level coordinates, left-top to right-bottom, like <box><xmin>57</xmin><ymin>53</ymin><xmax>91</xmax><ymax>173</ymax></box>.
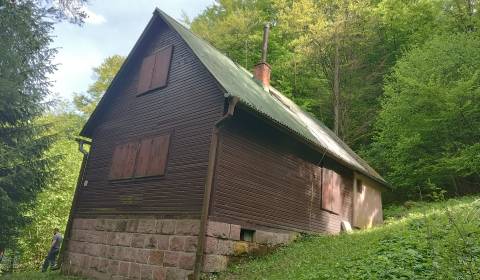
<box><xmin>151</xmin><ymin>46</ymin><xmax>173</xmax><ymax>89</ymax></box>
<box><xmin>322</xmin><ymin>168</ymin><xmax>342</xmax><ymax>214</ymax></box>
<box><xmin>134</xmin><ymin>134</ymin><xmax>170</xmax><ymax>177</ymax></box>
<box><xmin>137</xmin><ymin>53</ymin><xmax>156</xmax><ymax>94</ymax></box>
<box><xmin>110</xmin><ymin>142</ymin><xmax>139</xmax><ymax>179</ymax></box>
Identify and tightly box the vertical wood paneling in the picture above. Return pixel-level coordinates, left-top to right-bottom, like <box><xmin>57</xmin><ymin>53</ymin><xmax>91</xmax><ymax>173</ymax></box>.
<box><xmin>75</xmin><ymin>17</ymin><xmax>225</xmax><ymax>217</ymax></box>
<box><xmin>137</xmin><ymin>54</ymin><xmax>156</xmax><ymax>94</ymax></box>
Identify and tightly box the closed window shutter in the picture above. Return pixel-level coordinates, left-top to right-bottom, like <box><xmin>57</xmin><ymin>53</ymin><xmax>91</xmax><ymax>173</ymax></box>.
<box><xmin>110</xmin><ymin>142</ymin><xmax>139</xmax><ymax>179</ymax></box>
<box><xmin>151</xmin><ymin>46</ymin><xmax>173</xmax><ymax>89</ymax></box>
<box><xmin>137</xmin><ymin>54</ymin><xmax>156</xmax><ymax>94</ymax></box>
<box><xmin>134</xmin><ymin>134</ymin><xmax>170</xmax><ymax>177</ymax></box>
<box><xmin>322</xmin><ymin>168</ymin><xmax>342</xmax><ymax>214</ymax></box>
<box><xmin>321</xmin><ymin>168</ymin><xmax>332</xmax><ymax>211</ymax></box>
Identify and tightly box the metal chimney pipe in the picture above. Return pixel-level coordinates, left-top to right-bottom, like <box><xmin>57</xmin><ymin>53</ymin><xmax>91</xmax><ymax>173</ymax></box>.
<box><xmin>261</xmin><ymin>23</ymin><xmax>270</xmax><ymax>63</ymax></box>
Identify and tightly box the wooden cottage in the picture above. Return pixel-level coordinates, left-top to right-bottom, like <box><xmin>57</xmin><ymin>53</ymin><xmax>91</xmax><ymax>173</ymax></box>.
<box><xmin>62</xmin><ymin>8</ymin><xmax>388</xmax><ymax>280</ymax></box>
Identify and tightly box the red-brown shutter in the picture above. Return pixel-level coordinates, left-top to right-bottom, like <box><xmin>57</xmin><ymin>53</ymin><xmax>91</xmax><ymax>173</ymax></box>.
<box><xmin>151</xmin><ymin>46</ymin><xmax>173</xmax><ymax>89</ymax></box>
<box><xmin>321</xmin><ymin>168</ymin><xmax>342</xmax><ymax>214</ymax></box>
<box><xmin>322</xmin><ymin>168</ymin><xmax>333</xmax><ymax>211</ymax></box>
<box><xmin>110</xmin><ymin>142</ymin><xmax>139</xmax><ymax>179</ymax></box>
<box><xmin>134</xmin><ymin>134</ymin><xmax>170</xmax><ymax>177</ymax></box>
<box><xmin>137</xmin><ymin>53</ymin><xmax>156</xmax><ymax>94</ymax></box>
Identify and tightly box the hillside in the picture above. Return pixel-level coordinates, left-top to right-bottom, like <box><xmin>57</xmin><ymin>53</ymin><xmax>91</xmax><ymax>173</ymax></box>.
<box><xmin>218</xmin><ymin>196</ymin><xmax>480</xmax><ymax>280</ymax></box>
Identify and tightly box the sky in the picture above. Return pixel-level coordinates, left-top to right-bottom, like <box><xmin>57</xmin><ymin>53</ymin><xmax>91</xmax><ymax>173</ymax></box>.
<box><xmin>50</xmin><ymin>0</ymin><xmax>214</xmax><ymax>101</ymax></box>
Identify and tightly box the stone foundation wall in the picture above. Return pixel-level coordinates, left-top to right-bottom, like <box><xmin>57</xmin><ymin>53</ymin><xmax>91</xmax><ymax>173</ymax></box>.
<box><xmin>62</xmin><ymin>218</ymin><xmax>298</xmax><ymax>280</ymax></box>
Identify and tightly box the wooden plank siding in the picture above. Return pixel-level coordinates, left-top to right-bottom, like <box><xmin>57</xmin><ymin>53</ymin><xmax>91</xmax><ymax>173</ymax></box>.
<box><xmin>210</xmin><ymin>109</ymin><xmax>354</xmax><ymax>234</ymax></box>
<box><xmin>74</xmin><ymin>18</ymin><xmax>225</xmax><ymax>217</ymax></box>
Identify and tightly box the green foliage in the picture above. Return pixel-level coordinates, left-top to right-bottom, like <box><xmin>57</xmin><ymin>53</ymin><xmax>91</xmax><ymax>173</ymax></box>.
<box><xmin>218</xmin><ymin>196</ymin><xmax>480</xmax><ymax>279</ymax></box>
<box><xmin>0</xmin><ymin>0</ymin><xmax>57</xmax><ymax>252</ymax></box>
<box><xmin>0</xmin><ymin>270</ymin><xmax>84</xmax><ymax>280</ymax></box>
<box><xmin>367</xmin><ymin>33</ymin><xmax>480</xmax><ymax>199</ymax></box>
<box><xmin>73</xmin><ymin>55</ymin><xmax>125</xmax><ymax>116</ymax></box>
<box><xmin>13</xmin><ymin>112</ymin><xmax>83</xmax><ymax>271</ymax></box>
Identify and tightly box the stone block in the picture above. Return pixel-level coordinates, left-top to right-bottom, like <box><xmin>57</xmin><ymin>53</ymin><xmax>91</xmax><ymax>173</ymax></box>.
<box><xmin>123</xmin><ymin>247</ymin><xmax>137</xmax><ymax>262</ymax></box>
<box><xmin>166</xmin><ymin>268</ymin><xmax>188</xmax><ymax>280</ymax></box>
<box><xmin>178</xmin><ymin>253</ymin><xmax>195</xmax><ymax>270</ymax></box>
<box><xmin>217</xmin><ymin>240</ymin><xmax>234</xmax><ymax>255</ymax></box>
<box><xmin>163</xmin><ymin>251</ymin><xmax>179</xmax><ymax>267</ymax></box>
<box><xmin>160</xmin><ymin>220</ymin><xmax>176</xmax><ymax>235</ymax></box>
<box><xmin>153</xmin><ymin>267</ymin><xmax>167</xmax><ymax>280</ymax></box>
<box><xmin>107</xmin><ymin>232</ymin><xmax>119</xmax><ymax>246</ymax></box>
<box><xmin>106</xmin><ymin>246</ymin><xmax>117</xmax><ymax>259</ymax></box>
<box><xmin>127</xmin><ymin>219</ymin><xmax>139</xmax><ymax>232</ymax></box>
<box><xmin>204</xmin><ymin>237</ymin><xmax>218</xmax><ymax>254</ymax></box>
<box><xmin>115</xmin><ymin>219</ymin><xmax>128</xmax><ymax>232</ymax></box>
<box><xmin>148</xmin><ymin>250</ymin><xmax>164</xmax><ymax>265</ymax></box>
<box><xmin>169</xmin><ymin>236</ymin><xmax>185</xmax><ymax>251</ymax></box>
<box><xmin>175</xmin><ymin>220</ymin><xmax>200</xmax><ymax>236</ymax></box>
<box><xmin>203</xmin><ymin>254</ymin><xmax>228</xmax><ymax>272</ymax></box>
<box><xmin>141</xmin><ymin>264</ymin><xmax>153</xmax><ymax>280</ymax></box>
<box><xmin>255</xmin><ymin>230</ymin><xmax>275</xmax><ymax>245</ymax></box>
<box><xmin>80</xmin><ymin>254</ymin><xmax>91</xmax><ymax>268</ymax></box>
<box><xmin>157</xmin><ymin>235</ymin><xmax>170</xmax><ymax>250</ymax></box>
<box><xmin>118</xmin><ymin>261</ymin><xmax>130</xmax><ymax>277</ymax></box>
<box><xmin>136</xmin><ymin>249</ymin><xmax>150</xmax><ymax>264</ymax></box>
<box><xmin>98</xmin><ymin>258</ymin><xmax>109</xmax><ymax>273</ymax></box>
<box><xmin>95</xmin><ymin>219</ymin><xmax>106</xmax><ymax>231</ymax></box>
<box><xmin>132</xmin><ymin>234</ymin><xmax>146</xmax><ymax>248</ymax></box>
<box><xmin>130</xmin><ymin>262</ymin><xmax>141</xmax><ymax>280</ymax></box>
<box><xmin>72</xmin><ymin>219</ymin><xmax>84</xmax><ymax>230</ymax></box>
<box><xmin>117</xmin><ymin>232</ymin><xmax>132</xmax><ymax>247</ymax></box>
<box><xmin>114</xmin><ymin>246</ymin><xmax>125</xmax><ymax>260</ymax></box>
<box><xmin>105</xmin><ymin>219</ymin><xmax>117</xmax><ymax>231</ymax></box>
<box><xmin>184</xmin><ymin>236</ymin><xmax>197</xmax><ymax>252</ymax></box>
<box><xmin>206</xmin><ymin>221</ymin><xmax>230</xmax><ymax>239</ymax></box>
<box><xmin>138</xmin><ymin>219</ymin><xmax>156</xmax><ymax>233</ymax></box>
<box><xmin>144</xmin><ymin>235</ymin><xmax>158</xmax><ymax>249</ymax></box>
<box><xmin>84</xmin><ymin>219</ymin><xmax>96</xmax><ymax>230</ymax></box>
<box><xmin>229</xmin><ymin>224</ymin><xmax>241</xmax><ymax>241</ymax></box>
<box><xmin>89</xmin><ymin>257</ymin><xmax>99</xmax><ymax>270</ymax></box>
<box><xmin>108</xmin><ymin>260</ymin><xmax>120</xmax><ymax>275</ymax></box>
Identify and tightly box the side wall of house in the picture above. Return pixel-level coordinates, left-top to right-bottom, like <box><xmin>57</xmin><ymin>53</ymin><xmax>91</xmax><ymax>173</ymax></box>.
<box><xmin>209</xmin><ymin>109</ymin><xmax>354</xmax><ymax>235</ymax></box>
<box><xmin>74</xmin><ymin>18</ymin><xmax>225</xmax><ymax>217</ymax></box>
<box><xmin>353</xmin><ymin>173</ymin><xmax>384</xmax><ymax>229</ymax></box>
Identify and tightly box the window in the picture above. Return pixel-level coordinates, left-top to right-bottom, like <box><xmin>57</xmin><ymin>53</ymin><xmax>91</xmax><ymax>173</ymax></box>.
<box><xmin>356</xmin><ymin>179</ymin><xmax>363</xmax><ymax>193</ymax></box>
<box><xmin>137</xmin><ymin>45</ymin><xmax>173</xmax><ymax>95</ymax></box>
<box><xmin>109</xmin><ymin>134</ymin><xmax>171</xmax><ymax>180</ymax></box>
<box><xmin>240</xmin><ymin>229</ymin><xmax>255</xmax><ymax>242</ymax></box>
<box><xmin>321</xmin><ymin>168</ymin><xmax>342</xmax><ymax>214</ymax></box>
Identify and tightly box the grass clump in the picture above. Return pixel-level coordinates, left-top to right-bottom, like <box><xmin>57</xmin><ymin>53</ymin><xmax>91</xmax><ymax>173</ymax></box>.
<box><xmin>0</xmin><ymin>271</ymin><xmax>84</xmax><ymax>280</ymax></box>
<box><xmin>218</xmin><ymin>196</ymin><xmax>480</xmax><ymax>280</ymax></box>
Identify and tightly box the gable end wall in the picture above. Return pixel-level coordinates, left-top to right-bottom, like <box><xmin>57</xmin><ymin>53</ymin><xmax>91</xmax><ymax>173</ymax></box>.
<box><xmin>74</xmin><ymin>18</ymin><xmax>225</xmax><ymax>217</ymax></box>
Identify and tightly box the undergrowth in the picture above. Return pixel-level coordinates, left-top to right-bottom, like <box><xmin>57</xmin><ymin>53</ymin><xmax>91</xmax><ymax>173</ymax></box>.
<box><xmin>218</xmin><ymin>195</ymin><xmax>480</xmax><ymax>280</ymax></box>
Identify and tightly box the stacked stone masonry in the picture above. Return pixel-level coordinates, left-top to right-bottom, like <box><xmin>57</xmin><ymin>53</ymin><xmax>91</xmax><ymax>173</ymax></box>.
<box><xmin>63</xmin><ymin>218</ymin><xmax>298</xmax><ymax>280</ymax></box>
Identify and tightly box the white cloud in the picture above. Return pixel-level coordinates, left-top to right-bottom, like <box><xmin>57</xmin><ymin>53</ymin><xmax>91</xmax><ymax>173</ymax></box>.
<box><xmin>83</xmin><ymin>7</ymin><xmax>107</xmax><ymax>25</ymax></box>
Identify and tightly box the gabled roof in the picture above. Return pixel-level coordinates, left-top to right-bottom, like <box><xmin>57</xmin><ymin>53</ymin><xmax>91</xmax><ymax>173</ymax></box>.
<box><xmin>81</xmin><ymin>8</ymin><xmax>387</xmax><ymax>186</ymax></box>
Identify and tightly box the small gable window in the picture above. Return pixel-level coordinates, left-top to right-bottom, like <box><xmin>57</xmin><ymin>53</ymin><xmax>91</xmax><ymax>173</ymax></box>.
<box><xmin>137</xmin><ymin>45</ymin><xmax>173</xmax><ymax>95</ymax></box>
<box><xmin>321</xmin><ymin>168</ymin><xmax>342</xmax><ymax>215</ymax></box>
<box><xmin>110</xmin><ymin>134</ymin><xmax>171</xmax><ymax>180</ymax></box>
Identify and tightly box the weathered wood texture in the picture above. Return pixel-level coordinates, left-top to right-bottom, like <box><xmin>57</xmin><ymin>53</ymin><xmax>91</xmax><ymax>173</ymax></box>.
<box><xmin>210</xmin><ymin>109</ymin><xmax>353</xmax><ymax>234</ymax></box>
<box><xmin>75</xmin><ymin>18</ymin><xmax>225</xmax><ymax>217</ymax></box>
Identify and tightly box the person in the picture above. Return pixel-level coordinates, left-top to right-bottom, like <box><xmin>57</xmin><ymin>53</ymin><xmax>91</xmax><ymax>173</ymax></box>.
<box><xmin>41</xmin><ymin>228</ymin><xmax>63</xmax><ymax>272</ymax></box>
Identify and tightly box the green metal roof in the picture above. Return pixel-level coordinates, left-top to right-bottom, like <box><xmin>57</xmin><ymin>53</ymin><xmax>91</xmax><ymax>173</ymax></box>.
<box><xmin>156</xmin><ymin>9</ymin><xmax>386</xmax><ymax>186</ymax></box>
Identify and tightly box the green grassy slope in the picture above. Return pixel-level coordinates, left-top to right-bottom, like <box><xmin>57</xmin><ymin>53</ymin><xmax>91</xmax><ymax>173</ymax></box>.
<box><xmin>0</xmin><ymin>271</ymin><xmax>83</xmax><ymax>280</ymax></box>
<box><xmin>219</xmin><ymin>196</ymin><xmax>480</xmax><ymax>280</ymax></box>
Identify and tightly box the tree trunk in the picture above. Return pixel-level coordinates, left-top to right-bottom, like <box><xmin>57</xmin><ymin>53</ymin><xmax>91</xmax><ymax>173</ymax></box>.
<box><xmin>333</xmin><ymin>33</ymin><xmax>341</xmax><ymax>136</ymax></box>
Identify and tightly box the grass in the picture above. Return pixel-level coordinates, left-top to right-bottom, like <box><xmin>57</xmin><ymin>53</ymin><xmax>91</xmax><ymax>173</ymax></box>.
<box><xmin>217</xmin><ymin>195</ymin><xmax>480</xmax><ymax>280</ymax></box>
<box><xmin>0</xmin><ymin>271</ymin><xmax>83</xmax><ymax>279</ymax></box>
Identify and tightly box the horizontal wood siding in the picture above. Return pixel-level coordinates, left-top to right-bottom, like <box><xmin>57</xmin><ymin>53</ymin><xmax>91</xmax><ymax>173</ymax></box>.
<box><xmin>75</xmin><ymin>18</ymin><xmax>225</xmax><ymax>217</ymax></box>
<box><xmin>211</xmin><ymin>110</ymin><xmax>353</xmax><ymax>234</ymax></box>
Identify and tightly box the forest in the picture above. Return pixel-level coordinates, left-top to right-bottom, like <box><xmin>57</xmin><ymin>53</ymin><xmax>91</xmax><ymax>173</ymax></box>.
<box><xmin>0</xmin><ymin>0</ymin><xmax>479</xmax><ymax>275</ymax></box>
